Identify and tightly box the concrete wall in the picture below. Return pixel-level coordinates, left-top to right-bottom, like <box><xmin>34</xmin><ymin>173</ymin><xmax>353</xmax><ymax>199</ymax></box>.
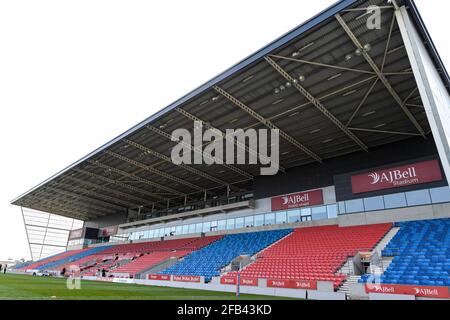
<box><xmin>338</xmin><ymin>202</ymin><xmax>450</xmax><ymax>227</ymax></box>
<box><xmin>85</xmin><ymin>212</ymin><xmax>127</xmax><ymax>229</ymax></box>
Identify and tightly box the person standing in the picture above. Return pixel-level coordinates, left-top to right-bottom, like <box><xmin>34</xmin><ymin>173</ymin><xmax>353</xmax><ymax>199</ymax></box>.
<box><xmin>3</xmin><ymin>264</ymin><xmax>7</xmax><ymax>274</ymax></box>
<box><xmin>0</xmin><ymin>264</ymin><xmax>3</xmax><ymax>273</ymax></box>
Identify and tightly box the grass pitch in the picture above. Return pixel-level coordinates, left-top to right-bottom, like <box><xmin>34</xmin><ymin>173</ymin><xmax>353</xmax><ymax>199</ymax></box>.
<box><xmin>0</xmin><ymin>274</ymin><xmax>293</xmax><ymax>300</ymax></box>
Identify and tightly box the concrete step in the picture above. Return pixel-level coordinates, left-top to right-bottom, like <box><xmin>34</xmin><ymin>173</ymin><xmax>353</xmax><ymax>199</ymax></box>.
<box><xmin>373</xmin><ymin>227</ymin><xmax>400</xmax><ymax>257</ymax></box>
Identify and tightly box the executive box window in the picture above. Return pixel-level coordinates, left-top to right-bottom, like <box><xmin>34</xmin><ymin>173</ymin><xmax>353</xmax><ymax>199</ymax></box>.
<box><xmin>287</xmin><ymin>209</ymin><xmax>300</xmax><ymax>223</ymax></box>
<box><xmin>276</xmin><ymin>211</ymin><xmax>287</xmax><ymax>224</ymax></box>
<box><xmin>226</xmin><ymin>218</ymin><xmax>235</xmax><ymax>230</ymax></box>
<box><xmin>384</xmin><ymin>193</ymin><xmax>407</xmax><ymax>209</ymax></box>
<box><xmin>188</xmin><ymin>224</ymin><xmax>196</xmax><ymax>234</ymax></box>
<box><xmin>327</xmin><ymin>204</ymin><xmax>338</xmax><ymax>219</ymax></box>
<box><xmin>175</xmin><ymin>225</ymin><xmax>182</xmax><ymax>235</ymax></box>
<box><xmin>182</xmin><ymin>224</ymin><xmax>189</xmax><ymax>235</ymax></box>
<box><xmin>338</xmin><ymin>202</ymin><xmax>346</xmax><ymax>215</ymax></box>
<box><xmin>244</xmin><ymin>216</ymin><xmax>254</xmax><ymax>228</ymax></box>
<box><xmin>312</xmin><ymin>206</ymin><xmax>327</xmax><ymax>221</ymax></box>
<box><xmin>364</xmin><ymin>196</ymin><xmax>385</xmax><ymax>212</ymax></box>
<box><xmin>265</xmin><ymin>213</ymin><xmax>275</xmax><ymax>225</ymax></box>
<box><xmin>235</xmin><ymin>217</ymin><xmax>244</xmax><ymax>229</ymax></box>
<box><xmin>217</xmin><ymin>220</ymin><xmax>226</xmax><ymax>231</ymax></box>
<box><xmin>203</xmin><ymin>221</ymin><xmax>211</xmax><ymax>233</ymax></box>
<box><xmin>430</xmin><ymin>186</ymin><xmax>450</xmax><ymax>204</ymax></box>
<box><xmin>195</xmin><ymin>223</ymin><xmax>203</xmax><ymax>233</ymax></box>
<box><xmin>406</xmin><ymin>190</ymin><xmax>432</xmax><ymax>207</ymax></box>
<box><xmin>346</xmin><ymin>199</ymin><xmax>365</xmax><ymax>214</ymax></box>
<box><xmin>254</xmin><ymin>214</ymin><xmax>264</xmax><ymax>227</ymax></box>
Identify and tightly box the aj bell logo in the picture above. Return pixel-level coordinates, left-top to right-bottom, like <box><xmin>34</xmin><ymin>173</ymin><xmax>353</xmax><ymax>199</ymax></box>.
<box><xmin>368</xmin><ymin>167</ymin><xmax>418</xmax><ymax>186</ymax></box>
<box><xmin>414</xmin><ymin>288</ymin><xmax>439</xmax><ymax>296</ymax></box>
<box><xmin>282</xmin><ymin>194</ymin><xmax>309</xmax><ymax>206</ymax></box>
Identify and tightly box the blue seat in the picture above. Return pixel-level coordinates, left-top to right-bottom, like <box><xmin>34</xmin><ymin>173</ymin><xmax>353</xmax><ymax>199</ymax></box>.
<box><xmin>379</xmin><ymin>218</ymin><xmax>450</xmax><ymax>286</ymax></box>
<box><xmin>158</xmin><ymin>229</ymin><xmax>292</xmax><ymax>282</ymax></box>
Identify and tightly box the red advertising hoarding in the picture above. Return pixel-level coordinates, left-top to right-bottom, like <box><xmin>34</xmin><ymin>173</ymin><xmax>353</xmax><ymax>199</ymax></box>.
<box><xmin>148</xmin><ymin>274</ymin><xmax>171</xmax><ymax>281</ymax></box>
<box><xmin>220</xmin><ymin>276</ymin><xmax>258</xmax><ymax>286</ymax></box>
<box><xmin>351</xmin><ymin>160</ymin><xmax>442</xmax><ymax>194</ymax></box>
<box><xmin>271</xmin><ymin>189</ymin><xmax>324</xmax><ymax>211</ymax></box>
<box><xmin>172</xmin><ymin>275</ymin><xmax>201</xmax><ymax>283</ymax></box>
<box><xmin>267</xmin><ymin>279</ymin><xmax>317</xmax><ymax>290</ymax></box>
<box><xmin>365</xmin><ymin>283</ymin><xmax>450</xmax><ymax>299</ymax></box>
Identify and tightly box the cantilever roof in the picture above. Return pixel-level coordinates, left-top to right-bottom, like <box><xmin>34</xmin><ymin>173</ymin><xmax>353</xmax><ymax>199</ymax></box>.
<box><xmin>12</xmin><ymin>0</ymin><xmax>450</xmax><ymax>221</ymax></box>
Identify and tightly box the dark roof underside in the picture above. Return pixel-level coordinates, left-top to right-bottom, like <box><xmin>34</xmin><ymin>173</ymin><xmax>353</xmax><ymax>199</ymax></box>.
<box><xmin>12</xmin><ymin>0</ymin><xmax>449</xmax><ymax>220</ymax></box>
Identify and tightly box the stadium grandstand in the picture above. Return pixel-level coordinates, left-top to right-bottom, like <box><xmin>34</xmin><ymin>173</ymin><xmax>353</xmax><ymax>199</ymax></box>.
<box><xmin>10</xmin><ymin>0</ymin><xmax>450</xmax><ymax>300</ymax></box>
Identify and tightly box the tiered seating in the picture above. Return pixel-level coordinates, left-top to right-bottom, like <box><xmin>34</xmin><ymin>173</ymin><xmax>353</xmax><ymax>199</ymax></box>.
<box><xmin>19</xmin><ymin>249</ymin><xmax>87</xmax><ymax>271</ymax></box>
<box><xmin>110</xmin><ymin>250</ymin><xmax>191</xmax><ymax>277</ymax></box>
<box><xmin>37</xmin><ymin>246</ymin><xmax>112</xmax><ymax>271</ymax></box>
<box><xmin>227</xmin><ymin>224</ymin><xmax>391</xmax><ymax>289</ymax></box>
<box><xmin>54</xmin><ymin>236</ymin><xmax>223</xmax><ymax>277</ymax></box>
<box><xmin>360</xmin><ymin>218</ymin><xmax>450</xmax><ymax>286</ymax></box>
<box><xmin>159</xmin><ymin>229</ymin><xmax>292</xmax><ymax>282</ymax></box>
<box><xmin>97</xmin><ymin>237</ymin><xmax>211</xmax><ymax>255</ymax></box>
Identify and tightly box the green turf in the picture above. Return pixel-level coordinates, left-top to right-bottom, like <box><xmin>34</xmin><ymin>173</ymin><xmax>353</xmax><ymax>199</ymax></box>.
<box><xmin>0</xmin><ymin>273</ymin><xmax>296</xmax><ymax>300</ymax></box>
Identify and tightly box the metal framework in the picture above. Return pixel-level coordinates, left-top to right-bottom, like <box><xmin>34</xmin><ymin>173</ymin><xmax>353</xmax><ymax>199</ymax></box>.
<box><xmin>335</xmin><ymin>13</ymin><xmax>426</xmax><ymax>137</ymax></box>
<box><xmin>264</xmin><ymin>56</ymin><xmax>369</xmax><ymax>152</ymax></box>
<box><xmin>213</xmin><ymin>85</ymin><xmax>323</xmax><ymax>162</ymax></box>
<box><xmin>11</xmin><ymin>0</ymin><xmax>448</xmax><ymax>231</ymax></box>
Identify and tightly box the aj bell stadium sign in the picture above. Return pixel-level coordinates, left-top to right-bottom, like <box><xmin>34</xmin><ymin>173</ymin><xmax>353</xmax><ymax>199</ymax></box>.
<box><xmin>271</xmin><ymin>189</ymin><xmax>324</xmax><ymax>211</ymax></box>
<box><xmin>351</xmin><ymin>159</ymin><xmax>443</xmax><ymax>194</ymax></box>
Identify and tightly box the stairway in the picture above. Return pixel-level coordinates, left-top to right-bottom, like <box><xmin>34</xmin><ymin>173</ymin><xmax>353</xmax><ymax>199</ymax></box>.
<box><xmin>336</xmin><ymin>257</ymin><xmax>355</xmax><ymax>276</ymax></box>
<box><xmin>337</xmin><ymin>275</ymin><xmax>360</xmax><ymax>299</ymax></box>
<box><xmin>372</xmin><ymin>227</ymin><xmax>400</xmax><ymax>256</ymax></box>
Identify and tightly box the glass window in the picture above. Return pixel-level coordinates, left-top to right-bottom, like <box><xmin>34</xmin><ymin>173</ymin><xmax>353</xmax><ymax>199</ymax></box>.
<box><xmin>244</xmin><ymin>216</ymin><xmax>254</xmax><ymax>228</ymax></box>
<box><xmin>195</xmin><ymin>223</ymin><xmax>203</xmax><ymax>233</ymax></box>
<box><xmin>406</xmin><ymin>189</ymin><xmax>431</xmax><ymax>206</ymax></box>
<box><xmin>301</xmin><ymin>208</ymin><xmax>311</xmax><ymax>216</ymax></box>
<box><xmin>210</xmin><ymin>220</ymin><xmax>218</xmax><ymax>231</ymax></box>
<box><xmin>287</xmin><ymin>209</ymin><xmax>300</xmax><ymax>223</ymax></box>
<box><xmin>327</xmin><ymin>204</ymin><xmax>338</xmax><ymax>219</ymax></box>
<box><xmin>217</xmin><ymin>220</ymin><xmax>226</xmax><ymax>231</ymax></box>
<box><xmin>338</xmin><ymin>201</ymin><xmax>346</xmax><ymax>215</ymax></box>
<box><xmin>430</xmin><ymin>187</ymin><xmax>450</xmax><ymax>204</ymax></box>
<box><xmin>226</xmin><ymin>218</ymin><xmax>235</xmax><ymax>230</ymax></box>
<box><xmin>182</xmin><ymin>225</ymin><xmax>189</xmax><ymax>235</ymax></box>
<box><xmin>175</xmin><ymin>225</ymin><xmax>182</xmax><ymax>235</ymax></box>
<box><xmin>164</xmin><ymin>227</ymin><xmax>171</xmax><ymax>237</ymax></box>
<box><xmin>345</xmin><ymin>199</ymin><xmax>365</xmax><ymax>214</ymax></box>
<box><xmin>384</xmin><ymin>193</ymin><xmax>407</xmax><ymax>209</ymax></box>
<box><xmin>364</xmin><ymin>196</ymin><xmax>385</xmax><ymax>212</ymax></box>
<box><xmin>275</xmin><ymin>211</ymin><xmax>287</xmax><ymax>224</ymax></box>
<box><xmin>235</xmin><ymin>217</ymin><xmax>244</xmax><ymax>229</ymax></box>
<box><xmin>254</xmin><ymin>214</ymin><xmax>264</xmax><ymax>227</ymax></box>
<box><xmin>203</xmin><ymin>221</ymin><xmax>211</xmax><ymax>233</ymax></box>
<box><xmin>312</xmin><ymin>206</ymin><xmax>327</xmax><ymax>221</ymax></box>
<box><xmin>188</xmin><ymin>224</ymin><xmax>196</xmax><ymax>234</ymax></box>
<box><xmin>149</xmin><ymin>229</ymin><xmax>154</xmax><ymax>238</ymax></box>
<box><xmin>265</xmin><ymin>213</ymin><xmax>275</xmax><ymax>225</ymax></box>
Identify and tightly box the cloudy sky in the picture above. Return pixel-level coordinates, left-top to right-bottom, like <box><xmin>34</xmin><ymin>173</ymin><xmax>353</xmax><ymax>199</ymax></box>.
<box><xmin>0</xmin><ymin>0</ymin><xmax>448</xmax><ymax>261</ymax></box>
